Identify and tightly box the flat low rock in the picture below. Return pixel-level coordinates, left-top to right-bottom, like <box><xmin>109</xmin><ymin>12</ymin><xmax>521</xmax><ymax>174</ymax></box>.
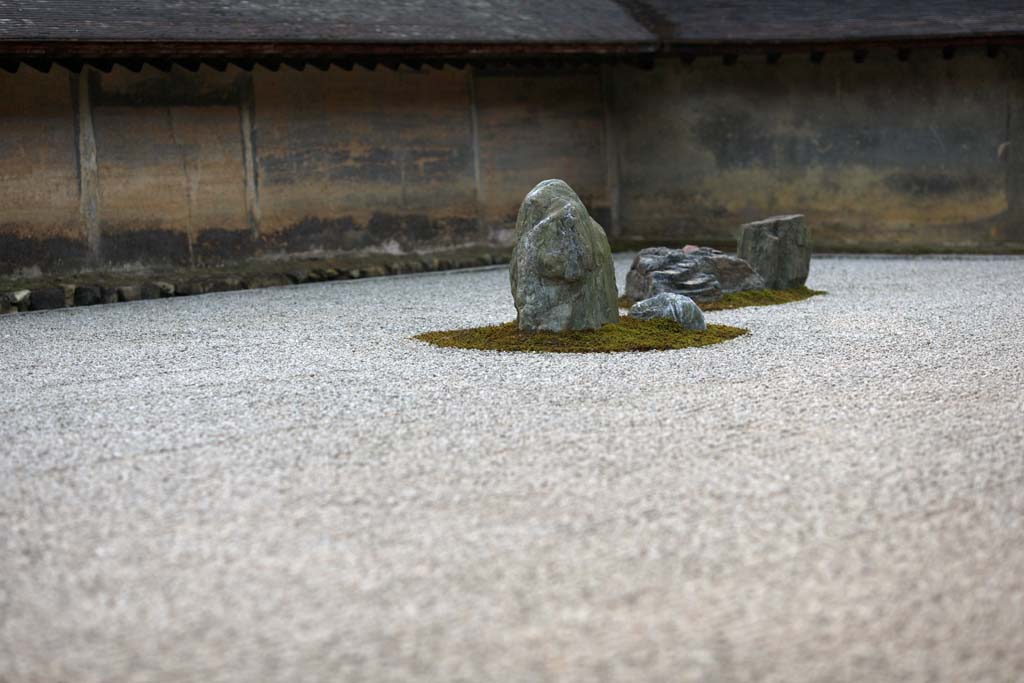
<box><xmin>510</xmin><ymin>179</ymin><xmax>618</xmax><ymax>331</ymax></box>
<box><xmin>625</xmin><ymin>246</ymin><xmax>763</xmax><ymax>304</ymax></box>
<box><xmin>29</xmin><ymin>287</ymin><xmax>66</xmax><ymax>311</ymax></box>
<box><xmin>738</xmin><ymin>214</ymin><xmax>811</xmax><ymax>289</ymax></box>
<box><xmin>628</xmin><ymin>292</ymin><xmax>707</xmax><ymax>331</ymax></box>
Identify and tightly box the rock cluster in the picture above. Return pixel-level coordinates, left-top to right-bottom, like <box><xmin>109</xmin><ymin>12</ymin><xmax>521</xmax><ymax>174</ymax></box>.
<box><xmin>510</xmin><ymin>179</ymin><xmax>618</xmax><ymax>331</ymax></box>
<box><xmin>625</xmin><ymin>246</ymin><xmax>764</xmax><ymax>304</ymax></box>
<box><xmin>737</xmin><ymin>214</ymin><xmax>811</xmax><ymax>289</ymax></box>
<box><xmin>628</xmin><ymin>292</ymin><xmax>706</xmax><ymax>331</ymax></box>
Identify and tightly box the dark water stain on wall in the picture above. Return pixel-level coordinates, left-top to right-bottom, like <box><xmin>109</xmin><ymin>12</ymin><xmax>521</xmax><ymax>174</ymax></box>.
<box><xmin>0</xmin><ymin>230</ymin><xmax>90</xmax><ymax>274</ymax></box>
<box><xmin>194</xmin><ymin>228</ymin><xmax>258</xmax><ymax>265</ymax></box>
<box><xmin>883</xmin><ymin>171</ymin><xmax>993</xmax><ymax>197</ymax></box>
<box><xmin>99</xmin><ymin>227</ymin><xmax>192</xmax><ymax>267</ymax></box>
<box><xmin>263</xmin><ymin>213</ymin><xmax>485</xmax><ymax>256</ymax></box>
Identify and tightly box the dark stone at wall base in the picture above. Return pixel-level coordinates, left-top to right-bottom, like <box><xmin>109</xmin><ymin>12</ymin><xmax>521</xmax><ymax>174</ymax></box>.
<box><xmin>117</xmin><ymin>285</ymin><xmax>141</xmax><ymax>302</ymax></box>
<box><xmin>100</xmin><ymin>286</ymin><xmax>119</xmax><ymax>304</ymax></box>
<box><xmin>206</xmin><ymin>278</ymin><xmax>245</xmax><ymax>293</ymax></box>
<box><xmin>1</xmin><ymin>290</ymin><xmax>29</xmax><ymax>314</ymax></box>
<box><xmin>73</xmin><ymin>285</ymin><xmax>102</xmax><ymax>306</ymax></box>
<box><xmin>140</xmin><ymin>283</ymin><xmax>163</xmax><ymax>300</ymax></box>
<box><xmin>10</xmin><ymin>290</ymin><xmax>30</xmax><ymax>311</ymax></box>
<box><xmin>246</xmin><ymin>274</ymin><xmax>292</xmax><ymax>289</ymax></box>
<box><xmin>737</xmin><ymin>214</ymin><xmax>811</xmax><ymax>289</ymax></box>
<box><xmin>29</xmin><ymin>287</ymin><xmax>67</xmax><ymax>311</ymax></box>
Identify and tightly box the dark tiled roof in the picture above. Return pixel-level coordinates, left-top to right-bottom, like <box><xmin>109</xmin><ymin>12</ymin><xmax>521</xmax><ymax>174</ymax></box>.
<box><xmin>0</xmin><ymin>0</ymin><xmax>1020</xmax><ymax>60</ymax></box>
<box><xmin>618</xmin><ymin>0</ymin><xmax>1024</xmax><ymax>45</ymax></box>
<box><xmin>0</xmin><ymin>0</ymin><xmax>652</xmax><ymax>45</ymax></box>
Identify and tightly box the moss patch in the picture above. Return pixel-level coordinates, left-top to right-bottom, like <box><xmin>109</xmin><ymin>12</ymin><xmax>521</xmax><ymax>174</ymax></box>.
<box><xmin>415</xmin><ymin>316</ymin><xmax>747</xmax><ymax>354</ymax></box>
<box><xmin>618</xmin><ymin>286</ymin><xmax>825</xmax><ymax>311</ymax></box>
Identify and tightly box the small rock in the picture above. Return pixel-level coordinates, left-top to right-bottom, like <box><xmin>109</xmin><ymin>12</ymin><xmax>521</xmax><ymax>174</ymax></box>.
<box><xmin>73</xmin><ymin>285</ymin><xmax>102</xmax><ymax>306</ymax></box>
<box><xmin>29</xmin><ymin>287</ymin><xmax>67</xmax><ymax>310</ymax></box>
<box><xmin>246</xmin><ymin>274</ymin><xmax>291</xmax><ymax>289</ymax></box>
<box><xmin>117</xmin><ymin>285</ymin><xmax>141</xmax><ymax>302</ymax></box>
<box><xmin>100</xmin><ymin>286</ymin><xmax>119</xmax><ymax>304</ymax></box>
<box><xmin>347</xmin><ymin>268</ymin><xmax>364</xmax><ymax>279</ymax></box>
<box><xmin>737</xmin><ymin>214</ymin><xmax>811</xmax><ymax>289</ymax></box>
<box><xmin>364</xmin><ymin>265</ymin><xmax>388</xmax><ymax>278</ymax></box>
<box><xmin>140</xmin><ymin>283</ymin><xmax>163</xmax><ymax>299</ymax></box>
<box><xmin>286</xmin><ymin>270</ymin><xmax>309</xmax><ymax>284</ymax></box>
<box><xmin>154</xmin><ymin>281</ymin><xmax>176</xmax><ymax>297</ymax></box>
<box><xmin>628</xmin><ymin>292</ymin><xmax>707</xmax><ymax>331</ymax></box>
<box><xmin>174</xmin><ymin>281</ymin><xmax>206</xmax><ymax>296</ymax></box>
<box><xmin>207</xmin><ymin>278</ymin><xmax>244</xmax><ymax>293</ymax></box>
<box><xmin>1</xmin><ymin>290</ymin><xmax>30</xmax><ymax>313</ymax></box>
<box><xmin>510</xmin><ymin>179</ymin><xmax>618</xmax><ymax>331</ymax></box>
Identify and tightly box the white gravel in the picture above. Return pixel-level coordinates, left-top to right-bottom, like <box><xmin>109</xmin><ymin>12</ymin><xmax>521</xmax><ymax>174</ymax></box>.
<box><xmin>1</xmin><ymin>254</ymin><xmax>1023</xmax><ymax>682</ymax></box>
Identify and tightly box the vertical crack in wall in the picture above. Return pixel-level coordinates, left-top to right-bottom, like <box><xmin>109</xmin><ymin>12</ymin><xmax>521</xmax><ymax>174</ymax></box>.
<box><xmin>1007</xmin><ymin>48</ymin><xmax>1024</xmax><ymax>241</ymax></box>
<box><xmin>602</xmin><ymin>64</ymin><xmax>621</xmax><ymax>237</ymax></box>
<box><xmin>468</xmin><ymin>67</ymin><xmax>485</xmax><ymax>234</ymax></box>
<box><xmin>239</xmin><ymin>73</ymin><xmax>261</xmax><ymax>241</ymax></box>
<box><xmin>166</xmin><ymin>106</ymin><xmax>196</xmax><ymax>267</ymax></box>
<box><xmin>74</xmin><ymin>71</ymin><xmax>101</xmax><ymax>263</ymax></box>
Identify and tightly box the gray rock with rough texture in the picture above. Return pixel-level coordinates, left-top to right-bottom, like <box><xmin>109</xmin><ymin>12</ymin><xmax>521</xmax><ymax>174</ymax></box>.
<box><xmin>628</xmin><ymin>292</ymin><xmax>706</xmax><ymax>331</ymax></box>
<box><xmin>510</xmin><ymin>179</ymin><xmax>618</xmax><ymax>331</ymax></box>
<box><xmin>29</xmin><ymin>287</ymin><xmax>66</xmax><ymax>311</ymax></box>
<box><xmin>73</xmin><ymin>285</ymin><xmax>102</xmax><ymax>307</ymax></box>
<box><xmin>738</xmin><ymin>214</ymin><xmax>811</xmax><ymax>289</ymax></box>
<box><xmin>625</xmin><ymin>246</ymin><xmax>763</xmax><ymax>304</ymax></box>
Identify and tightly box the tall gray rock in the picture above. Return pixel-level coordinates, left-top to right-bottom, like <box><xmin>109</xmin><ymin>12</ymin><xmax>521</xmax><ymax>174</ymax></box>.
<box><xmin>510</xmin><ymin>179</ymin><xmax>619</xmax><ymax>332</ymax></box>
<box><xmin>737</xmin><ymin>214</ymin><xmax>811</xmax><ymax>289</ymax></box>
<box><xmin>624</xmin><ymin>246</ymin><xmax>763</xmax><ymax>304</ymax></box>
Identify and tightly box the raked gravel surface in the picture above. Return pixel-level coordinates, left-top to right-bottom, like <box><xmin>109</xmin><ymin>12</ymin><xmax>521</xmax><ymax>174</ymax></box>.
<box><xmin>1</xmin><ymin>254</ymin><xmax>1023</xmax><ymax>682</ymax></box>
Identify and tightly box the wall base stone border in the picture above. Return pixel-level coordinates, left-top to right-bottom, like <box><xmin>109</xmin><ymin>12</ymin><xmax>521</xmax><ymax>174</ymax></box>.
<box><xmin>0</xmin><ymin>249</ymin><xmax>510</xmax><ymax>314</ymax></box>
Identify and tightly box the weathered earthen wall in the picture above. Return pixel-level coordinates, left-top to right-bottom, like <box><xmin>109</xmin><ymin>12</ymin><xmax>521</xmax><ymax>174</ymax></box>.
<box><xmin>611</xmin><ymin>51</ymin><xmax>1021</xmax><ymax>250</ymax></box>
<box><xmin>0</xmin><ymin>64</ymin><xmax>613</xmax><ymax>279</ymax></box>
<box><xmin>1</xmin><ymin>52</ymin><xmax>1022</xmax><ymax>281</ymax></box>
<box><xmin>0</xmin><ymin>69</ymin><xmax>84</xmax><ymax>275</ymax></box>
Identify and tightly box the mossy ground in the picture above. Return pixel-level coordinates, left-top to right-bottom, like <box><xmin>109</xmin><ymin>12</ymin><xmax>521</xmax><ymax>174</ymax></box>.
<box><xmin>617</xmin><ymin>286</ymin><xmax>825</xmax><ymax>311</ymax></box>
<box><xmin>415</xmin><ymin>317</ymin><xmax>747</xmax><ymax>354</ymax></box>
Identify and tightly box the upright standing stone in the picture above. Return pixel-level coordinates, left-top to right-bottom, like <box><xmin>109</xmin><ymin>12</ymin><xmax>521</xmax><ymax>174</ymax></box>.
<box><xmin>510</xmin><ymin>179</ymin><xmax>619</xmax><ymax>331</ymax></box>
<box><xmin>737</xmin><ymin>214</ymin><xmax>811</xmax><ymax>289</ymax></box>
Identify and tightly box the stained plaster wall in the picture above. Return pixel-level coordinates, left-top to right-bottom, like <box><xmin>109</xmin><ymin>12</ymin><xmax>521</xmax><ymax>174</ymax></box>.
<box><xmin>610</xmin><ymin>50</ymin><xmax>1024</xmax><ymax>250</ymax></box>
<box><xmin>1</xmin><ymin>50</ymin><xmax>1022</xmax><ymax>280</ymax></box>
<box><xmin>0</xmin><ymin>64</ymin><xmax>610</xmax><ymax>278</ymax></box>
